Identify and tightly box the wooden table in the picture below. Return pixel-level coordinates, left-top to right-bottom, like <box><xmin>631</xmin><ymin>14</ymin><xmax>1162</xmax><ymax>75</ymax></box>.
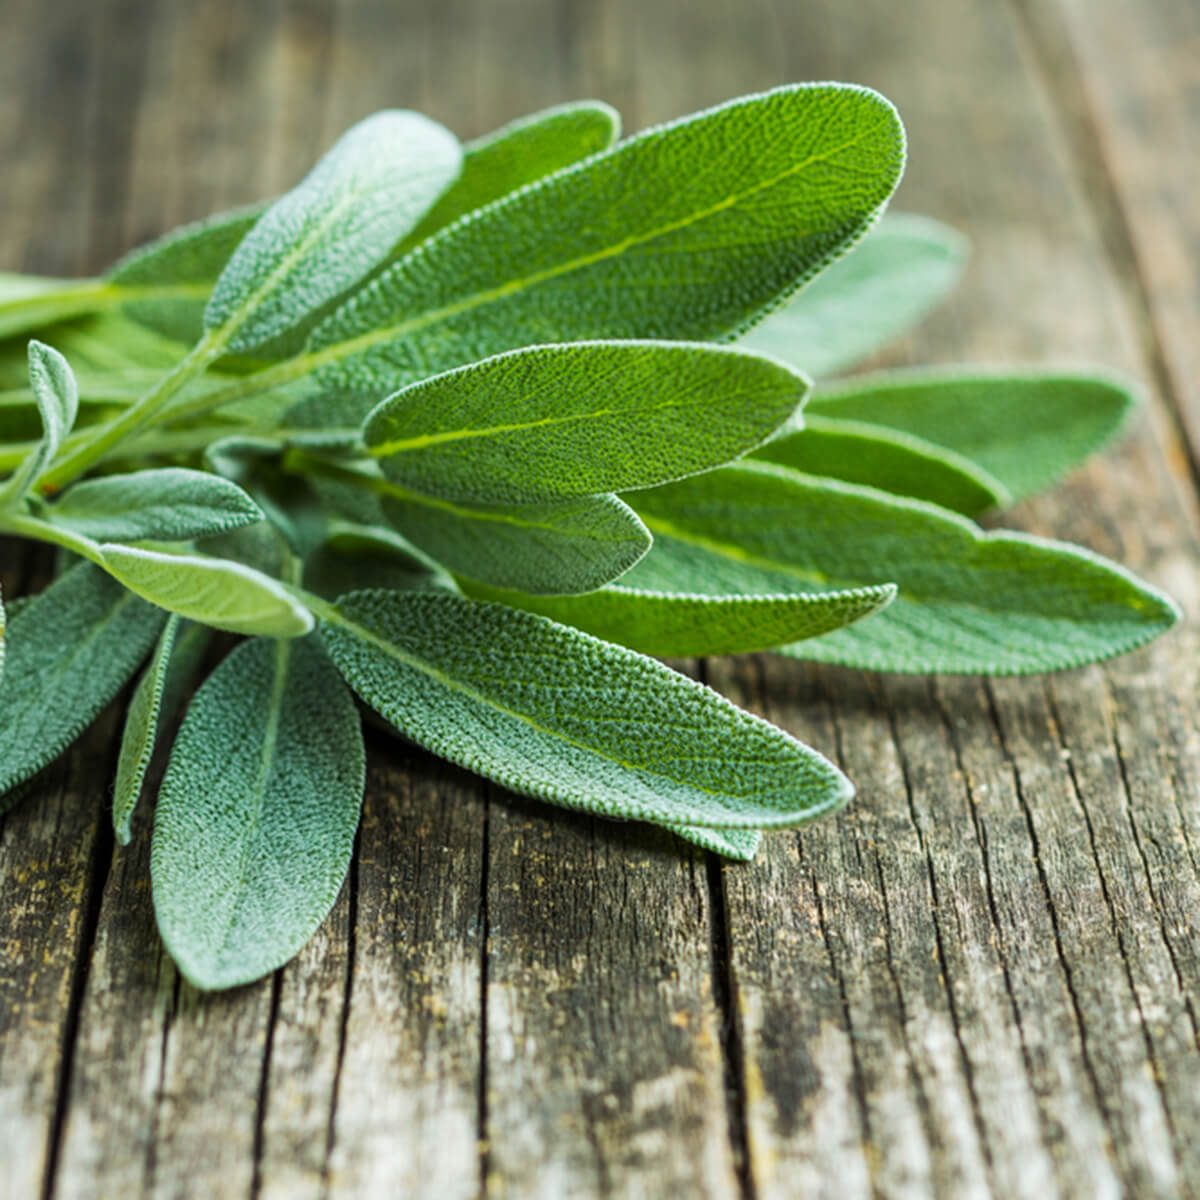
<box><xmin>1</xmin><ymin>1</ymin><xmax>1197</xmax><ymax>1196</ymax></box>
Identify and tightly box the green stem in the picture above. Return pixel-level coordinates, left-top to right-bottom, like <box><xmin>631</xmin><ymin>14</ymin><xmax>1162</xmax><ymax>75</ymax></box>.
<box><xmin>0</xmin><ymin>512</ymin><xmax>105</xmax><ymax>566</ymax></box>
<box><xmin>163</xmin><ymin>350</ymin><xmax>320</xmax><ymax>423</ymax></box>
<box><xmin>39</xmin><ymin>328</ymin><xmax>227</xmax><ymax>490</ymax></box>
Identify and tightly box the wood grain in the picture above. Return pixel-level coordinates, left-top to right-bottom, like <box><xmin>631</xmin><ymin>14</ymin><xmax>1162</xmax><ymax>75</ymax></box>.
<box><xmin>0</xmin><ymin>1</ymin><xmax>1196</xmax><ymax>1197</ymax></box>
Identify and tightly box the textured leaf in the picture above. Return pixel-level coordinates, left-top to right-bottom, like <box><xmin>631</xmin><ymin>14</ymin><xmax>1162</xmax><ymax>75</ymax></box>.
<box><xmin>378</xmin><ymin>481</ymin><xmax>651</xmax><ymax>594</ymax></box>
<box><xmin>396</xmin><ymin>100</ymin><xmax>621</xmax><ymax>252</ymax></box>
<box><xmin>305</xmin><ymin>524</ymin><xmax>455</xmax><ymax>599</ymax></box>
<box><xmin>671</xmin><ymin>825</ymin><xmax>762</xmax><ymax>861</ymax></box>
<box><xmin>206</xmin><ymin>111</ymin><xmax>461</xmax><ymax>352</ymax></box>
<box><xmin>112</xmin><ymin>617</ymin><xmax>210</xmax><ymax>845</ymax></box>
<box><xmin>107</xmin><ymin>204</ymin><xmax>265</xmax><ymax>344</ymax></box>
<box><xmin>739</xmin><ymin>212</ymin><xmax>966</xmax><ymax>377</ymax></box>
<box><xmin>152</xmin><ymin>635</ymin><xmax>364</xmax><ymax>989</ymax></box>
<box><xmin>99</xmin><ymin>544</ymin><xmax>314</xmax><ymax>636</ymax></box>
<box><xmin>630</xmin><ymin>462</ymin><xmax>1180</xmax><ymax>674</ymax></box>
<box><xmin>51</xmin><ymin>467</ymin><xmax>263</xmax><ymax>541</ymax></box>
<box><xmin>1</xmin><ymin>341</ymin><xmax>79</xmax><ymax>503</ymax></box>
<box><xmin>364</xmin><ymin>341</ymin><xmax>806</xmax><ymax>504</ymax></box>
<box><xmin>461</xmin><ymin>578</ymin><xmax>895</xmax><ymax>657</ymax></box>
<box><xmin>808</xmin><ymin>368</ymin><xmax>1138</xmax><ymax>503</ymax></box>
<box><xmin>0</xmin><ymin>563</ymin><xmax>165</xmax><ymax>807</ymax></box>
<box><xmin>754</xmin><ymin>416</ymin><xmax>1008</xmax><ymax>514</ymax></box>
<box><xmin>307</xmin><ymin>83</ymin><xmax>904</xmax><ymax>396</ymax></box>
<box><xmin>322</xmin><ymin>590</ymin><xmax>853</xmax><ymax>832</ymax></box>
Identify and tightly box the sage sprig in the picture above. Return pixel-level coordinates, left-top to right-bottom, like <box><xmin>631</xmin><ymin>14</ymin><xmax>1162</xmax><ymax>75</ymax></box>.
<box><xmin>0</xmin><ymin>83</ymin><xmax>1179</xmax><ymax>990</ymax></box>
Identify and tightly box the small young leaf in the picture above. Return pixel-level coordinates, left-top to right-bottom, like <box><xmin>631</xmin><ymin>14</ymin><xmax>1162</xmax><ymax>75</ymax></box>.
<box><xmin>51</xmin><ymin>467</ymin><xmax>263</xmax><ymax>541</ymax></box>
<box><xmin>206</xmin><ymin>111</ymin><xmax>462</xmax><ymax>352</ymax></box>
<box><xmin>321</xmin><ymin>590</ymin><xmax>853</xmax><ymax>832</ymax></box>
<box><xmin>739</xmin><ymin>213</ymin><xmax>967</xmax><ymax>377</ymax></box>
<box><xmin>152</xmin><ymin>635</ymin><xmax>364</xmax><ymax>989</ymax></box>
<box><xmin>364</xmin><ymin>341</ymin><xmax>805</xmax><ymax>504</ymax></box>
<box><xmin>1</xmin><ymin>341</ymin><xmax>79</xmax><ymax>504</ymax></box>
<box><xmin>808</xmin><ymin>368</ymin><xmax>1138</xmax><ymax>503</ymax></box>
<box><xmin>461</xmin><ymin>578</ymin><xmax>895</xmax><ymax>657</ymax></box>
<box><xmin>754</xmin><ymin>416</ymin><xmax>1009</xmax><ymax>514</ymax></box>
<box><xmin>0</xmin><ymin>563</ymin><xmax>165</xmax><ymax>807</ymax></box>
<box><xmin>99</xmin><ymin>544</ymin><xmax>314</xmax><ymax>637</ymax></box>
<box><xmin>378</xmin><ymin>484</ymin><xmax>651</xmax><ymax>594</ymax></box>
<box><xmin>112</xmin><ymin>617</ymin><xmax>210</xmax><ymax>845</ymax></box>
<box><xmin>395</xmin><ymin>100</ymin><xmax>620</xmax><ymax>252</ymax></box>
<box><xmin>630</xmin><ymin>462</ymin><xmax>1180</xmax><ymax>674</ymax></box>
<box><xmin>309</xmin><ymin>83</ymin><xmax>905</xmax><ymax>396</ymax></box>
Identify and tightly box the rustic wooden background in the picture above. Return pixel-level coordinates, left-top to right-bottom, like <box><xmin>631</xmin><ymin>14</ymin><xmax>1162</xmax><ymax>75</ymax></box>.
<box><xmin>1</xmin><ymin>0</ymin><xmax>1198</xmax><ymax>1196</ymax></box>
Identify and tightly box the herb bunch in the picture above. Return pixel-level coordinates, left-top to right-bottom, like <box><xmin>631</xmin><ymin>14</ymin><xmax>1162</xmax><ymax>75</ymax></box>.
<box><xmin>0</xmin><ymin>85</ymin><xmax>1178</xmax><ymax>990</ymax></box>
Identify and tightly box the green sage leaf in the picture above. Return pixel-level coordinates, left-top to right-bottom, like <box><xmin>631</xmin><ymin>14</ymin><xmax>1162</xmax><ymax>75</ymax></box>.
<box><xmin>99</xmin><ymin>544</ymin><xmax>314</xmax><ymax>637</ymax></box>
<box><xmin>630</xmin><ymin>462</ymin><xmax>1179</xmax><ymax>674</ymax></box>
<box><xmin>112</xmin><ymin>617</ymin><xmax>210</xmax><ymax>845</ymax></box>
<box><xmin>364</xmin><ymin>341</ymin><xmax>806</xmax><ymax>504</ymax></box>
<box><xmin>206</xmin><ymin>111</ymin><xmax>461</xmax><ymax>352</ymax></box>
<box><xmin>739</xmin><ymin>212</ymin><xmax>966</xmax><ymax>377</ymax></box>
<box><xmin>0</xmin><ymin>273</ymin><xmax>122</xmax><ymax>341</ymax></box>
<box><xmin>808</xmin><ymin>368</ymin><xmax>1138</xmax><ymax>503</ymax></box>
<box><xmin>322</xmin><ymin>590</ymin><xmax>853</xmax><ymax>832</ymax></box>
<box><xmin>51</xmin><ymin>467</ymin><xmax>263</xmax><ymax>541</ymax></box>
<box><xmin>0</xmin><ymin>562</ymin><xmax>165</xmax><ymax>807</ymax></box>
<box><xmin>1</xmin><ymin>340</ymin><xmax>79</xmax><ymax>504</ymax></box>
<box><xmin>309</xmin><ymin>83</ymin><xmax>905</xmax><ymax>396</ymax></box>
<box><xmin>152</xmin><ymin>635</ymin><xmax>364</xmax><ymax>989</ymax></box>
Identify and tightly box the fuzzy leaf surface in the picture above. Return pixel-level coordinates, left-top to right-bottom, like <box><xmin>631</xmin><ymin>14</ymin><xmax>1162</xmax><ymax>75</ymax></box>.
<box><xmin>461</xmin><ymin>578</ymin><xmax>894</xmax><ymax>657</ymax></box>
<box><xmin>808</xmin><ymin>369</ymin><xmax>1138</xmax><ymax>502</ymax></box>
<box><xmin>322</xmin><ymin>590</ymin><xmax>853</xmax><ymax>832</ymax></box>
<box><xmin>739</xmin><ymin>213</ymin><xmax>966</xmax><ymax>376</ymax></box>
<box><xmin>206</xmin><ymin>111</ymin><xmax>461</xmax><ymax>352</ymax></box>
<box><xmin>364</xmin><ymin>341</ymin><xmax>806</xmax><ymax>504</ymax></box>
<box><xmin>52</xmin><ymin>467</ymin><xmax>263</xmax><ymax>541</ymax></box>
<box><xmin>2</xmin><ymin>341</ymin><xmax>78</xmax><ymax>503</ymax></box>
<box><xmin>99</xmin><ymin>544</ymin><xmax>314</xmax><ymax>637</ymax></box>
<box><xmin>0</xmin><ymin>563</ymin><xmax>165</xmax><ymax>806</ymax></box>
<box><xmin>755</xmin><ymin>416</ymin><xmax>1008</xmax><ymax>514</ymax></box>
<box><xmin>112</xmin><ymin>617</ymin><xmax>210</xmax><ymax>844</ymax></box>
<box><xmin>630</xmin><ymin>462</ymin><xmax>1179</xmax><ymax>674</ymax></box>
<box><xmin>309</xmin><ymin>83</ymin><xmax>904</xmax><ymax>396</ymax></box>
<box><xmin>152</xmin><ymin>635</ymin><xmax>364</xmax><ymax>989</ymax></box>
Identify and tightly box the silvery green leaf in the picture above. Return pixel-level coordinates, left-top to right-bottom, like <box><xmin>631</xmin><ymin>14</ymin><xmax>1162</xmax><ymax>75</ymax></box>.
<box><xmin>99</xmin><ymin>544</ymin><xmax>314</xmax><ymax>637</ymax></box>
<box><xmin>205</xmin><ymin>111</ymin><xmax>462</xmax><ymax>352</ymax></box>
<box><xmin>739</xmin><ymin>213</ymin><xmax>967</xmax><ymax>376</ymax></box>
<box><xmin>808</xmin><ymin>368</ymin><xmax>1138</xmax><ymax>503</ymax></box>
<box><xmin>0</xmin><ymin>340</ymin><xmax>79</xmax><ymax>504</ymax></box>
<box><xmin>364</xmin><ymin>341</ymin><xmax>805</xmax><ymax>504</ymax></box>
<box><xmin>0</xmin><ymin>562</ymin><xmax>165</xmax><ymax>808</ymax></box>
<box><xmin>152</xmin><ymin>635</ymin><xmax>364</xmax><ymax>989</ymax></box>
<box><xmin>460</xmin><ymin>578</ymin><xmax>895</xmax><ymax>657</ymax></box>
<box><xmin>112</xmin><ymin>617</ymin><xmax>210</xmax><ymax>845</ymax></box>
<box><xmin>671</xmin><ymin>826</ymin><xmax>762</xmax><ymax>861</ymax></box>
<box><xmin>755</xmin><ymin>415</ymin><xmax>1008</xmax><ymax>514</ymax></box>
<box><xmin>307</xmin><ymin>83</ymin><xmax>904</xmax><ymax>397</ymax></box>
<box><xmin>50</xmin><ymin>467</ymin><xmax>263</xmax><ymax>541</ymax></box>
<box><xmin>321</xmin><ymin>590</ymin><xmax>853</xmax><ymax>834</ymax></box>
<box><xmin>630</xmin><ymin>462</ymin><xmax>1180</xmax><ymax>674</ymax></box>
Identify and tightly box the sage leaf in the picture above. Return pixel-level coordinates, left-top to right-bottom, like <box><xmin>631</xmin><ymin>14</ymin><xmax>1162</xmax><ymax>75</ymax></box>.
<box><xmin>740</xmin><ymin>213</ymin><xmax>966</xmax><ymax>377</ymax></box>
<box><xmin>0</xmin><ymin>562</ymin><xmax>165</xmax><ymax>807</ymax></box>
<box><xmin>460</xmin><ymin>578</ymin><xmax>895</xmax><ymax>657</ymax></box>
<box><xmin>0</xmin><ymin>274</ymin><xmax>121</xmax><ymax>341</ymax></box>
<box><xmin>364</xmin><ymin>341</ymin><xmax>806</xmax><ymax>504</ymax></box>
<box><xmin>309</xmin><ymin>83</ymin><xmax>904</xmax><ymax>396</ymax></box>
<box><xmin>630</xmin><ymin>462</ymin><xmax>1179</xmax><ymax>674</ymax></box>
<box><xmin>808</xmin><ymin>368</ymin><xmax>1138</xmax><ymax>503</ymax></box>
<box><xmin>205</xmin><ymin>111</ymin><xmax>461</xmax><ymax>352</ymax></box>
<box><xmin>99</xmin><ymin>544</ymin><xmax>314</xmax><ymax>637</ymax></box>
<box><xmin>305</xmin><ymin>524</ymin><xmax>456</xmax><ymax>599</ymax></box>
<box><xmin>112</xmin><ymin>617</ymin><xmax>210</xmax><ymax>845</ymax></box>
<box><xmin>51</xmin><ymin>467</ymin><xmax>263</xmax><ymax>541</ymax></box>
<box><xmin>396</xmin><ymin>100</ymin><xmax>621</xmax><ymax>253</ymax></box>
<box><xmin>152</xmin><ymin>635</ymin><xmax>364</xmax><ymax>989</ymax></box>
<box><xmin>754</xmin><ymin>416</ymin><xmax>1008</xmax><ymax>515</ymax></box>
<box><xmin>378</xmin><ymin>484</ymin><xmax>651</xmax><ymax>594</ymax></box>
<box><xmin>671</xmin><ymin>825</ymin><xmax>762</xmax><ymax>861</ymax></box>
<box><xmin>1</xmin><ymin>340</ymin><xmax>79</xmax><ymax>504</ymax></box>
<box><xmin>321</xmin><ymin>590</ymin><xmax>853</xmax><ymax>831</ymax></box>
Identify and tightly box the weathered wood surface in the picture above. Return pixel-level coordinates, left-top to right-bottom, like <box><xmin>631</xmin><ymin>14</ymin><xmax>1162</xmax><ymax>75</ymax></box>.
<box><xmin>0</xmin><ymin>0</ymin><xmax>1197</xmax><ymax>1196</ymax></box>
